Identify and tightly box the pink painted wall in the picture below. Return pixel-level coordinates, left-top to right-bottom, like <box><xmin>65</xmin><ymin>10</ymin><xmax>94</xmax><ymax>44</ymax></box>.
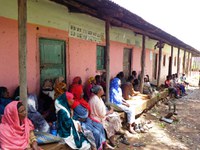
<box><xmin>0</xmin><ymin>17</ymin><xmax>68</xmax><ymax>96</ymax></box>
<box><xmin>0</xmin><ymin>17</ymin><xmax>19</xmax><ymax>96</ymax></box>
<box><xmin>68</xmin><ymin>38</ymin><xmax>97</xmax><ymax>86</ymax></box>
<box><xmin>145</xmin><ymin>49</ymin><xmax>152</xmax><ymax>80</ymax></box>
<box><xmin>132</xmin><ymin>47</ymin><xmax>142</xmax><ymax>74</ymax></box>
<box><xmin>1</xmin><ymin>17</ymin><xmax>175</xmax><ymax>96</ymax></box>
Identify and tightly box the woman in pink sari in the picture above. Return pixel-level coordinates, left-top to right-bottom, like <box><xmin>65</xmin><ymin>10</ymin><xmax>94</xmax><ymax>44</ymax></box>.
<box><xmin>0</xmin><ymin>101</ymin><xmax>41</xmax><ymax>150</ymax></box>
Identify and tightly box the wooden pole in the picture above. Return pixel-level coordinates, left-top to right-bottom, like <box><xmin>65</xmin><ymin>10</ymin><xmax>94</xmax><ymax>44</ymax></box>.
<box><xmin>18</xmin><ymin>0</ymin><xmax>27</xmax><ymax>108</ymax></box>
<box><xmin>177</xmin><ymin>48</ymin><xmax>180</xmax><ymax>75</ymax></box>
<box><xmin>189</xmin><ymin>53</ymin><xmax>192</xmax><ymax>76</ymax></box>
<box><xmin>105</xmin><ymin>20</ymin><xmax>110</xmax><ymax>103</ymax></box>
<box><xmin>186</xmin><ymin>52</ymin><xmax>190</xmax><ymax>76</ymax></box>
<box><xmin>140</xmin><ymin>35</ymin><xmax>145</xmax><ymax>93</ymax></box>
<box><xmin>157</xmin><ymin>42</ymin><xmax>163</xmax><ymax>87</ymax></box>
<box><xmin>183</xmin><ymin>50</ymin><xmax>186</xmax><ymax>74</ymax></box>
<box><xmin>169</xmin><ymin>46</ymin><xmax>173</xmax><ymax>75</ymax></box>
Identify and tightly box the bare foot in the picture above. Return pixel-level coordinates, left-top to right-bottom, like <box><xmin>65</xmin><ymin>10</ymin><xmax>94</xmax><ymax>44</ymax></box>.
<box><xmin>104</xmin><ymin>142</ymin><xmax>115</xmax><ymax>150</ymax></box>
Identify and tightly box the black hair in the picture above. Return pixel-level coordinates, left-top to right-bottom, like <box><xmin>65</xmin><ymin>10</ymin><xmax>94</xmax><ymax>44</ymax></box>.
<box><xmin>17</xmin><ymin>102</ymin><xmax>23</xmax><ymax>110</ymax></box>
<box><xmin>95</xmin><ymin>75</ymin><xmax>101</xmax><ymax>83</ymax></box>
<box><xmin>116</xmin><ymin>71</ymin><xmax>124</xmax><ymax>79</ymax></box>
<box><xmin>127</xmin><ymin>76</ymin><xmax>134</xmax><ymax>82</ymax></box>
<box><xmin>132</xmin><ymin>71</ymin><xmax>137</xmax><ymax>76</ymax></box>
<box><xmin>0</xmin><ymin>86</ymin><xmax>8</xmax><ymax>98</ymax></box>
<box><xmin>13</xmin><ymin>86</ymin><xmax>20</xmax><ymax>100</ymax></box>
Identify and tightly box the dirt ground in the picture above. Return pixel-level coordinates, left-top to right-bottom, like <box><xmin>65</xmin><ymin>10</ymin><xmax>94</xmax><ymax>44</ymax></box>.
<box><xmin>116</xmin><ymin>86</ymin><xmax>200</xmax><ymax>150</ymax></box>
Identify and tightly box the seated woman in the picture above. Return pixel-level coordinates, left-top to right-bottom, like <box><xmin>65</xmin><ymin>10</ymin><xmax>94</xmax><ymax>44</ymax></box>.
<box><xmin>143</xmin><ymin>75</ymin><xmax>153</xmax><ymax>96</ymax></box>
<box><xmin>55</xmin><ymin>92</ymin><xmax>112</xmax><ymax>150</ymax></box>
<box><xmin>38</xmin><ymin>80</ymin><xmax>57</xmax><ymax>123</ymax></box>
<box><xmin>180</xmin><ymin>73</ymin><xmax>189</xmax><ymax>85</ymax></box>
<box><xmin>84</xmin><ymin>77</ymin><xmax>96</xmax><ymax>100</ymax></box>
<box><xmin>89</xmin><ymin>85</ymin><xmax>128</xmax><ymax>146</ymax></box>
<box><xmin>116</xmin><ymin>71</ymin><xmax>126</xmax><ymax>85</ymax></box>
<box><xmin>55</xmin><ymin>93</ymin><xmax>91</xmax><ymax>150</ymax></box>
<box><xmin>28</xmin><ymin>94</ymin><xmax>50</xmax><ymax>132</ymax></box>
<box><xmin>0</xmin><ymin>86</ymin><xmax>12</xmax><ymax>115</ymax></box>
<box><xmin>0</xmin><ymin>101</ymin><xmax>41</xmax><ymax>150</ymax></box>
<box><xmin>173</xmin><ymin>74</ymin><xmax>187</xmax><ymax>96</ymax></box>
<box><xmin>110</xmin><ymin>77</ymin><xmax>136</xmax><ymax>133</ymax></box>
<box><xmin>69</xmin><ymin>76</ymin><xmax>91</xmax><ymax>113</ymax></box>
<box><xmin>132</xmin><ymin>70</ymin><xmax>140</xmax><ymax>91</ymax></box>
<box><xmin>54</xmin><ymin>76</ymin><xmax>67</xmax><ymax>99</ymax></box>
<box><xmin>13</xmin><ymin>86</ymin><xmax>50</xmax><ymax>132</ymax></box>
<box><xmin>100</xmin><ymin>72</ymin><xmax>107</xmax><ymax>92</ymax></box>
<box><xmin>165</xmin><ymin>75</ymin><xmax>179</xmax><ymax>98</ymax></box>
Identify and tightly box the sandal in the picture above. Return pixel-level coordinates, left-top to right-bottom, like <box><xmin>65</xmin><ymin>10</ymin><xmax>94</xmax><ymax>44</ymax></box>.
<box><xmin>119</xmin><ymin>135</ymin><xmax>130</xmax><ymax>145</ymax></box>
<box><xmin>139</xmin><ymin>124</ymin><xmax>148</xmax><ymax>133</ymax></box>
<box><xmin>104</xmin><ymin>143</ymin><xmax>115</xmax><ymax>150</ymax></box>
<box><xmin>134</xmin><ymin>124</ymin><xmax>141</xmax><ymax>133</ymax></box>
<box><xmin>133</xmin><ymin>143</ymin><xmax>146</xmax><ymax>147</ymax></box>
<box><xmin>109</xmin><ymin>137</ymin><xmax>116</xmax><ymax>147</ymax></box>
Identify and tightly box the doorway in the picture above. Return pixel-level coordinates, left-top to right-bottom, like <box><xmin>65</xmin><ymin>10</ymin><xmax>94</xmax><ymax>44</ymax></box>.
<box><xmin>152</xmin><ymin>53</ymin><xmax>158</xmax><ymax>80</ymax></box>
<box><xmin>123</xmin><ymin>48</ymin><xmax>132</xmax><ymax>79</ymax></box>
<box><xmin>168</xmin><ymin>56</ymin><xmax>172</xmax><ymax>75</ymax></box>
<box><xmin>39</xmin><ymin>38</ymin><xmax>66</xmax><ymax>85</ymax></box>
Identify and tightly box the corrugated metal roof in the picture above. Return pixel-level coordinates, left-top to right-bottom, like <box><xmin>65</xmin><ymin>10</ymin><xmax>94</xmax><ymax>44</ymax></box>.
<box><xmin>52</xmin><ymin>0</ymin><xmax>200</xmax><ymax>56</ymax></box>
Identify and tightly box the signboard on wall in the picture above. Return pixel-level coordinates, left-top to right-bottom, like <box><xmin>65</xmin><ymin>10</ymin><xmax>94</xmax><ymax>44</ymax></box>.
<box><xmin>69</xmin><ymin>24</ymin><xmax>104</xmax><ymax>42</ymax></box>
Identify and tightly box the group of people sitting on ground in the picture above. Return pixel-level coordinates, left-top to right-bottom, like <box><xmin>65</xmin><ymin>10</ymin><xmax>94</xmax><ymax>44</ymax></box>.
<box><xmin>0</xmin><ymin>70</ymin><xmax>188</xmax><ymax>149</ymax></box>
<box><xmin>165</xmin><ymin>73</ymin><xmax>188</xmax><ymax>98</ymax></box>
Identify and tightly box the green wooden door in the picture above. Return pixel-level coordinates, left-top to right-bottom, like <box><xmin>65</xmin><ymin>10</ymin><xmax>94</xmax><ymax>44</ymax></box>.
<box><xmin>39</xmin><ymin>38</ymin><xmax>66</xmax><ymax>85</ymax></box>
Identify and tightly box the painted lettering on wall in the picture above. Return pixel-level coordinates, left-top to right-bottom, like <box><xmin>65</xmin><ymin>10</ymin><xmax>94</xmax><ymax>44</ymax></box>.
<box><xmin>70</xmin><ymin>24</ymin><xmax>104</xmax><ymax>42</ymax></box>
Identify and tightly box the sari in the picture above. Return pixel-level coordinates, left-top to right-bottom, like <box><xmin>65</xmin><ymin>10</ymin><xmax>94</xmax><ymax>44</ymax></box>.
<box><xmin>89</xmin><ymin>94</ymin><xmax>122</xmax><ymax>138</ymax></box>
<box><xmin>0</xmin><ymin>101</ymin><xmax>34</xmax><ymax>150</ymax></box>
<box><xmin>54</xmin><ymin>76</ymin><xmax>67</xmax><ymax>99</ymax></box>
<box><xmin>55</xmin><ymin>94</ymin><xmax>90</xmax><ymax>150</ymax></box>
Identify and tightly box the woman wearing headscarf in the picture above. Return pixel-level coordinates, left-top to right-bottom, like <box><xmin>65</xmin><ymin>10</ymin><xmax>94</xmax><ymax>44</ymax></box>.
<box><xmin>89</xmin><ymin>85</ymin><xmax>128</xmax><ymax>146</ymax></box>
<box><xmin>0</xmin><ymin>86</ymin><xmax>12</xmax><ymax>115</ymax></box>
<box><xmin>55</xmin><ymin>92</ymin><xmax>91</xmax><ymax>150</ymax></box>
<box><xmin>54</xmin><ymin>76</ymin><xmax>67</xmax><ymax>99</ymax></box>
<box><xmin>69</xmin><ymin>76</ymin><xmax>91</xmax><ymax>113</ymax></box>
<box><xmin>85</xmin><ymin>77</ymin><xmax>96</xmax><ymax>100</ymax></box>
<box><xmin>38</xmin><ymin>80</ymin><xmax>57</xmax><ymax>123</ymax></box>
<box><xmin>69</xmin><ymin>77</ymin><xmax>108</xmax><ymax>149</ymax></box>
<box><xmin>0</xmin><ymin>101</ymin><xmax>41</xmax><ymax>150</ymax></box>
<box><xmin>12</xmin><ymin>86</ymin><xmax>50</xmax><ymax>132</ymax></box>
<box><xmin>56</xmin><ymin>92</ymin><xmax>110</xmax><ymax>150</ymax></box>
<box><xmin>110</xmin><ymin>77</ymin><xmax>136</xmax><ymax>133</ymax></box>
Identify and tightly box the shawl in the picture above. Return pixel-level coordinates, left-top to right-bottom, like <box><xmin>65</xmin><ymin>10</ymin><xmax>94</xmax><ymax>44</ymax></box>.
<box><xmin>72</xmin><ymin>76</ymin><xmax>81</xmax><ymax>84</ymax></box>
<box><xmin>110</xmin><ymin>78</ymin><xmax>123</xmax><ymax>105</ymax></box>
<box><xmin>54</xmin><ymin>77</ymin><xmax>67</xmax><ymax>99</ymax></box>
<box><xmin>70</xmin><ymin>84</ymin><xmax>91</xmax><ymax>112</ymax></box>
<box><xmin>86</xmin><ymin>77</ymin><xmax>95</xmax><ymax>99</ymax></box>
<box><xmin>55</xmin><ymin>93</ymin><xmax>89</xmax><ymax>149</ymax></box>
<box><xmin>89</xmin><ymin>95</ymin><xmax>106</xmax><ymax>123</ymax></box>
<box><xmin>0</xmin><ymin>101</ymin><xmax>34</xmax><ymax>150</ymax></box>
